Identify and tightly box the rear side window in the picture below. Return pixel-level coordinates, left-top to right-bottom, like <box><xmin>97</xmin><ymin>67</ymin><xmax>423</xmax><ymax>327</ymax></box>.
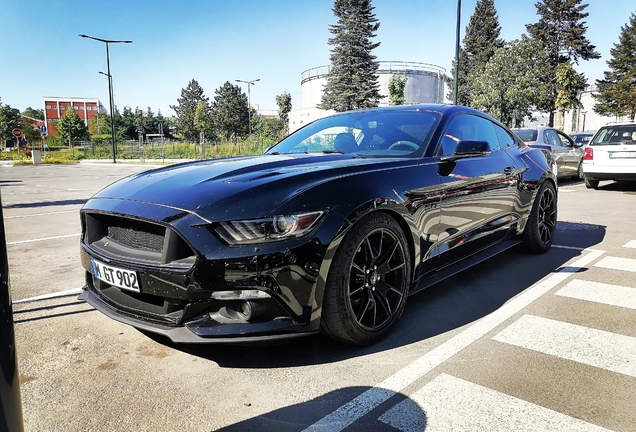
<box><xmin>439</xmin><ymin>114</ymin><xmax>500</xmax><ymax>155</ymax></box>
<box><xmin>591</xmin><ymin>125</ymin><xmax>636</xmax><ymax>145</ymax></box>
<box><xmin>512</xmin><ymin>129</ymin><xmax>537</xmax><ymax>142</ymax></box>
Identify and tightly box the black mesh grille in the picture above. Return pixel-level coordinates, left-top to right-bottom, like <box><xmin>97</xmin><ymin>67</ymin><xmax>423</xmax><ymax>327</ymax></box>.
<box><xmin>108</xmin><ymin>225</ymin><xmax>165</xmax><ymax>252</ymax></box>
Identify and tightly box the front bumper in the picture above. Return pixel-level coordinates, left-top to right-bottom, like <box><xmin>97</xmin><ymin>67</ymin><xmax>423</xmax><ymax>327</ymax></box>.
<box><xmin>79</xmin><ymin>198</ymin><xmax>336</xmax><ymax>343</ymax></box>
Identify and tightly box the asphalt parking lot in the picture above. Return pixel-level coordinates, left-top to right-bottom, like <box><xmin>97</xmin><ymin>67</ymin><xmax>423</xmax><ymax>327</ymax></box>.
<box><xmin>2</xmin><ymin>163</ymin><xmax>635</xmax><ymax>432</ymax></box>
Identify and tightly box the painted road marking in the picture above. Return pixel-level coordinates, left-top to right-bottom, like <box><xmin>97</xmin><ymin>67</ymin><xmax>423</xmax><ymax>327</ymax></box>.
<box><xmin>594</xmin><ymin>256</ymin><xmax>636</xmax><ymax>273</ymax></box>
<box><xmin>379</xmin><ymin>374</ymin><xmax>610</xmax><ymax>432</ymax></box>
<box><xmin>623</xmin><ymin>240</ymin><xmax>636</xmax><ymax>249</ymax></box>
<box><xmin>7</xmin><ymin>233</ymin><xmax>80</xmax><ymax>245</ymax></box>
<box><xmin>4</xmin><ymin>210</ymin><xmax>78</xmax><ymax>219</ymax></box>
<box><xmin>556</xmin><ymin>279</ymin><xmax>636</xmax><ymax>310</ymax></box>
<box><xmin>493</xmin><ymin>315</ymin><xmax>636</xmax><ymax>378</ymax></box>
<box><xmin>13</xmin><ymin>287</ymin><xmax>84</xmax><ymax>305</ymax></box>
<box><xmin>302</xmin><ymin>248</ymin><xmax>606</xmax><ymax>432</ymax></box>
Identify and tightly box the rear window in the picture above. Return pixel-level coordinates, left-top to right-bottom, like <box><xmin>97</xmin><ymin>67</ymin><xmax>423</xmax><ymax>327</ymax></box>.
<box><xmin>512</xmin><ymin>129</ymin><xmax>538</xmax><ymax>142</ymax></box>
<box><xmin>591</xmin><ymin>125</ymin><xmax>636</xmax><ymax>146</ymax></box>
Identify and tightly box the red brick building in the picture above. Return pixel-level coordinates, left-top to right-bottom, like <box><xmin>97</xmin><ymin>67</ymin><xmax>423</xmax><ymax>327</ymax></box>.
<box><xmin>43</xmin><ymin>97</ymin><xmax>107</xmax><ymax>136</ymax></box>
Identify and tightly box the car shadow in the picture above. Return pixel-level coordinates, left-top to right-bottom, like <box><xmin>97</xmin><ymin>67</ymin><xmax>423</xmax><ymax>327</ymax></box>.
<box><xmin>2</xmin><ymin>198</ymin><xmax>88</xmax><ymax>209</ymax></box>
<box><xmin>142</xmin><ymin>221</ymin><xmax>607</xmax><ymax>369</ymax></box>
<box><xmin>212</xmin><ymin>386</ymin><xmax>422</xmax><ymax>432</ymax></box>
<box><xmin>594</xmin><ymin>180</ymin><xmax>636</xmax><ymax>193</ymax></box>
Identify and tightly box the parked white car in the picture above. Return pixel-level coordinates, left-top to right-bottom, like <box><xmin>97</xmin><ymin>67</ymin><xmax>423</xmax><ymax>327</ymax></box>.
<box><xmin>582</xmin><ymin>122</ymin><xmax>636</xmax><ymax>189</ymax></box>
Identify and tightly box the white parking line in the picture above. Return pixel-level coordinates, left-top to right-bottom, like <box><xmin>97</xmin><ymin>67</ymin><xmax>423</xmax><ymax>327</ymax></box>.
<box><xmin>4</xmin><ymin>210</ymin><xmax>78</xmax><ymax>219</ymax></box>
<box><xmin>556</xmin><ymin>279</ymin><xmax>636</xmax><ymax>310</ymax></box>
<box><xmin>302</xmin><ymin>248</ymin><xmax>606</xmax><ymax>432</ymax></box>
<box><xmin>7</xmin><ymin>233</ymin><xmax>80</xmax><ymax>245</ymax></box>
<box><xmin>379</xmin><ymin>374</ymin><xmax>611</xmax><ymax>432</ymax></box>
<box><xmin>623</xmin><ymin>240</ymin><xmax>636</xmax><ymax>249</ymax></box>
<box><xmin>493</xmin><ymin>315</ymin><xmax>636</xmax><ymax>378</ymax></box>
<box><xmin>13</xmin><ymin>287</ymin><xmax>84</xmax><ymax>305</ymax></box>
<box><xmin>595</xmin><ymin>256</ymin><xmax>636</xmax><ymax>273</ymax></box>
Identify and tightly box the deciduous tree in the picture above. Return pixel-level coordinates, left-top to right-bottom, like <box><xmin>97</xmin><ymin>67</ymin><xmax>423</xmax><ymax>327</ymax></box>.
<box><xmin>319</xmin><ymin>0</ymin><xmax>381</xmax><ymax>112</ymax></box>
<box><xmin>275</xmin><ymin>92</ymin><xmax>292</xmax><ymax>136</ymax></box>
<box><xmin>57</xmin><ymin>106</ymin><xmax>89</xmax><ymax>144</ymax></box>
<box><xmin>0</xmin><ymin>98</ymin><xmax>20</xmax><ymax>140</ymax></box>
<box><xmin>593</xmin><ymin>12</ymin><xmax>636</xmax><ymax>120</ymax></box>
<box><xmin>472</xmin><ymin>37</ymin><xmax>549</xmax><ymax>127</ymax></box>
<box><xmin>388</xmin><ymin>74</ymin><xmax>407</xmax><ymax>106</ymax></box>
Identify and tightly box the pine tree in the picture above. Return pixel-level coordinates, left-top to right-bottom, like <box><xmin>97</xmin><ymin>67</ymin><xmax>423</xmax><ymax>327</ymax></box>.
<box><xmin>319</xmin><ymin>0</ymin><xmax>381</xmax><ymax>112</ymax></box>
<box><xmin>526</xmin><ymin>0</ymin><xmax>600</xmax><ymax>125</ymax></box>
<box><xmin>170</xmin><ymin>79</ymin><xmax>209</xmax><ymax>141</ymax></box>
<box><xmin>212</xmin><ymin>82</ymin><xmax>249</xmax><ymax>141</ymax></box>
<box><xmin>593</xmin><ymin>12</ymin><xmax>636</xmax><ymax>120</ymax></box>
<box><xmin>448</xmin><ymin>0</ymin><xmax>504</xmax><ymax>106</ymax></box>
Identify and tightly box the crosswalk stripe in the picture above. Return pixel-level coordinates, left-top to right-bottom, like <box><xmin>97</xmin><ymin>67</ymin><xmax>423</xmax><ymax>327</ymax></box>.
<box><xmin>302</xmin><ymin>249</ymin><xmax>606</xmax><ymax>432</ymax></box>
<box><xmin>493</xmin><ymin>315</ymin><xmax>636</xmax><ymax>378</ymax></box>
<box><xmin>379</xmin><ymin>374</ymin><xmax>611</xmax><ymax>432</ymax></box>
<box><xmin>555</xmin><ymin>279</ymin><xmax>636</xmax><ymax>310</ymax></box>
<box><xmin>594</xmin><ymin>256</ymin><xmax>636</xmax><ymax>272</ymax></box>
<box><xmin>623</xmin><ymin>240</ymin><xmax>636</xmax><ymax>249</ymax></box>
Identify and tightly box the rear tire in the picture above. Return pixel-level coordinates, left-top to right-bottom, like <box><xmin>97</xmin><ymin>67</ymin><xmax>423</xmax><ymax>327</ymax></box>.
<box><xmin>584</xmin><ymin>176</ymin><xmax>599</xmax><ymax>189</ymax></box>
<box><xmin>520</xmin><ymin>181</ymin><xmax>557</xmax><ymax>254</ymax></box>
<box><xmin>320</xmin><ymin>213</ymin><xmax>411</xmax><ymax>345</ymax></box>
<box><xmin>574</xmin><ymin>163</ymin><xmax>584</xmax><ymax>181</ymax></box>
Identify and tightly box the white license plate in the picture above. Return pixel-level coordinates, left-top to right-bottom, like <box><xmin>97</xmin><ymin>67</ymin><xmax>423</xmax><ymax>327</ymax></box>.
<box><xmin>91</xmin><ymin>259</ymin><xmax>140</xmax><ymax>293</ymax></box>
<box><xmin>609</xmin><ymin>152</ymin><xmax>636</xmax><ymax>158</ymax></box>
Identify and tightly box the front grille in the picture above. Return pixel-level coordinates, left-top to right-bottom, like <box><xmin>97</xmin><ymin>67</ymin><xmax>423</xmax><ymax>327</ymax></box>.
<box><xmin>108</xmin><ymin>224</ymin><xmax>164</xmax><ymax>252</ymax></box>
<box><xmin>83</xmin><ymin>212</ymin><xmax>195</xmax><ymax>268</ymax></box>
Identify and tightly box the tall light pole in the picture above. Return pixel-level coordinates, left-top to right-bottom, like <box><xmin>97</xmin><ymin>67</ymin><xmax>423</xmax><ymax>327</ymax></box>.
<box><xmin>235</xmin><ymin>78</ymin><xmax>260</xmax><ymax>135</ymax></box>
<box><xmin>453</xmin><ymin>0</ymin><xmax>462</xmax><ymax>105</ymax></box>
<box><xmin>79</xmin><ymin>34</ymin><xmax>132</xmax><ymax>163</ymax></box>
<box><xmin>582</xmin><ymin>111</ymin><xmax>588</xmax><ymax>132</ymax></box>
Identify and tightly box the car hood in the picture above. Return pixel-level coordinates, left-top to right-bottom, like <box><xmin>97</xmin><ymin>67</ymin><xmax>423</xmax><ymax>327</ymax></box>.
<box><xmin>91</xmin><ymin>154</ymin><xmax>411</xmax><ymax>221</ymax></box>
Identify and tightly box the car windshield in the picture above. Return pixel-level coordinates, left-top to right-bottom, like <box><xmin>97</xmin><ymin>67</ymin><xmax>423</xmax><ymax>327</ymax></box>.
<box><xmin>591</xmin><ymin>125</ymin><xmax>636</xmax><ymax>145</ymax></box>
<box><xmin>572</xmin><ymin>134</ymin><xmax>592</xmax><ymax>144</ymax></box>
<box><xmin>266</xmin><ymin>110</ymin><xmax>441</xmax><ymax>158</ymax></box>
<box><xmin>512</xmin><ymin>129</ymin><xmax>538</xmax><ymax>142</ymax></box>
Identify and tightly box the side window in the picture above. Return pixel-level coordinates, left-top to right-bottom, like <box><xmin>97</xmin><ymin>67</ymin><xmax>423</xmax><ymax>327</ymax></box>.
<box><xmin>556</xmin><ymin>131</ymin><xmax>573</xmax><ymax>147</ymax></box>
<box><xmin>493</xmin><ymin>123</ymin><xmax>515</xmax><ymax>149</ymax></box>
<box><xmin>438</xmin><ymin>114</ymin><xmax>499</xmax><ymax>156</ymax></box>
<box><xmin>544</xmin><ymin>129</ymin><xmax>561</xmax><ymax>146</ymax></box>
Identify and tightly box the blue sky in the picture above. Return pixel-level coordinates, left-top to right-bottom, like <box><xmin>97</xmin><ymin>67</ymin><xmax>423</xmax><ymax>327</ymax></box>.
<box><xmin>1</xmin><ymin>0</ymin><xmax>634</xmax><ymax>116</ymax></box>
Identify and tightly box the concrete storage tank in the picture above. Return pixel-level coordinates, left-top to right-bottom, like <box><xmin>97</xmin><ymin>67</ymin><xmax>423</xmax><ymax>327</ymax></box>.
<box><xmin>289</xmin><ymin>61</ymin><xmax>446</xmax><ymax>132</ymax></box>
<box><xmin>299</xmin><ymin>61</ymin><xmax>446</xmax><ymax>109</ymax></box>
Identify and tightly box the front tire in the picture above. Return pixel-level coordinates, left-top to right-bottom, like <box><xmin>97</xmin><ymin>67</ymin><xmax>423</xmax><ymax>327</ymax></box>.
<box><xmin>520</xmin><ymin>181</ymin><xmax>557</xmax><ymax>254</ymax></box>
<box><xmin>320</xmin><ymin>213</ymin><xmax>411</xmax><ymax>345</ymax></box>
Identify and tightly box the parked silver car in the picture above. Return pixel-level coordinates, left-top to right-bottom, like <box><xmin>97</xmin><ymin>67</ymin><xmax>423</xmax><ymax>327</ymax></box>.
<box><xmin>512</xmin><ymin>127</ymin><xmax>584</xmax><ymax>180</ymax></box>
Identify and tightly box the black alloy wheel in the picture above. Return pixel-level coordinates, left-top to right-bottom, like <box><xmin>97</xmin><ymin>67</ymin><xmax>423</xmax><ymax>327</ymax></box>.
<box><xmin>520</xmin><ymin>181</ymin><xmax>557</xmax><ymax>254</ymax></box>
<box><xmin>321</xmin><ymin>213</ymin><xmax>411</xmax><ymax>345</ymax></box>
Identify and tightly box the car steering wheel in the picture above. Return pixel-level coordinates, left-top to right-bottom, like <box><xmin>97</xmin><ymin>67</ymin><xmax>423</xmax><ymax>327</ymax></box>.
<box><xmin>388</xmin><ymin>141</ymin><xmax>419</xmax><ymax>151</ymax></box>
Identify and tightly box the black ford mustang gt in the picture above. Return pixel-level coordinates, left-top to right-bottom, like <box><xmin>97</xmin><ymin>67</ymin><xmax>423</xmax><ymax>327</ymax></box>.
<box><xmin>79</xmin><ymin>104</ymin><xmax>557</xmax><ymax>346</ymax></box>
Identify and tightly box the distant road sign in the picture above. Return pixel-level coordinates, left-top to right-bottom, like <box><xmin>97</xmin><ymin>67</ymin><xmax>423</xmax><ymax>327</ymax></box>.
<box><xmin>12</xmin><ymin>128</ymin><xmax>21</xmax><ymax>137</ymax></box>
<box><xmin>40</xmin><ymin>125</ymin><xmax>47</xmax><ymax>133</ymax></box>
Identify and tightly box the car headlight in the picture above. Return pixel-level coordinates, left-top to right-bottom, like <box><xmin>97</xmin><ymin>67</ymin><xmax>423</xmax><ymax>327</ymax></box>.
<box><xmin>213</xmin><ymin>210</ymin><xmax>327</xmax><ymax>245</ymax></box>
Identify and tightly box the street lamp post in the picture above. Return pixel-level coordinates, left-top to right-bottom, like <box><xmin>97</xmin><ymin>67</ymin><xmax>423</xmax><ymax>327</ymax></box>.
<box><xmin>79</xmin><ymin>34</ymin><xmax>132</xmax><ymax>163</ymax></box>
<box><xmin>582</xmin><ymin>111</ymin><xmax>588</xmax><ymax>132</ymax></box>
<box><xmin>453</xmin><ymin>0</ymin><xmax>462</xmax><ymax>105</ymax></box>
<box><xmin>235</xmin><ymin>78</ymin><xmax>260</xmax><ymax>135</ymax></box>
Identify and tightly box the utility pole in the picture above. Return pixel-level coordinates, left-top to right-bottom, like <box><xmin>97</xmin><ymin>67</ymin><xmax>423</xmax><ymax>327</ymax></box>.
<box><xmin>235</xmin><ymin>78</ymin><xmax>260</xmax><ymax>135</ymax></box>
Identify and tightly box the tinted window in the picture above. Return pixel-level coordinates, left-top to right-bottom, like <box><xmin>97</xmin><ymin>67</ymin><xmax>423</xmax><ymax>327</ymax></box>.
<box><xmin>512</xmin><ymin>129</ymin><xmax>537</xmax><ymax>142</ymax></box>
<box><xmin>268</xmin><ymin>110</ymin><xmax>441</xmax><ymax>157</ymax></box>
<box><xmin>494</xmin><ymin>124</ymin><xmax>515</xmax><ymax>149</ymax></box>
<box><xmin>439</xmin><ymin>114</ymin><xmax>499</xmax><ymax>156</ymax></box>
